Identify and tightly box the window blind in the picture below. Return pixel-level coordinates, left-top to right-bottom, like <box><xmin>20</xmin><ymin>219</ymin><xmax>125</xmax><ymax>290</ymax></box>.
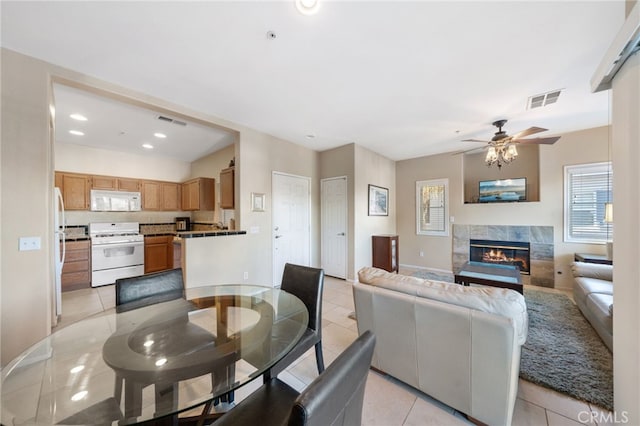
<box><xmin>565</xmin><ymin>162</ymin><xmax>612</xmax><ymax>242</ymax></box>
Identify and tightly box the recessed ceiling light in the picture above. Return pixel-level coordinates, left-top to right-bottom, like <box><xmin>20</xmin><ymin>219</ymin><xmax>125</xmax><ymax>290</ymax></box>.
<box><xmin>154</xmin><ymin>132</ymin><xmax>167</xmax><ymax>139</ymax></box>
<box><xmin>142</xmin><ymin>143</ymin><xmax>154</xmax><ymax>149</ymax></box>
<box><xmin>155</xmin><ymin>358</ymin><xmax>167</xmax><ymax>367</ymax></box>
<box><xmin>70</xmin><ymin>113</ymin><xmax>88</xmax><ymax>121</ymax></box>
<box><xmin>69</xmin><ymin>130</ymin><xmax>84</xmax><ymax>136</ymax></box>
<box><xmin>306</xmin><ymin>134</ymin><xmax>316</xmax><ymax>139</ymax></box>
<box><xmin>295</xmin><ymin>0</ymin><xmax>321</xmax><ymax>15</ymax></box>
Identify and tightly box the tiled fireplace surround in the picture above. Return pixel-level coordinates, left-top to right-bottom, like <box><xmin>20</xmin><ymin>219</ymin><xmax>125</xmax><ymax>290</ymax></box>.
<box><xmin>453</xmin><ymin>225</ymin><xmax>555</xmax><ymax>287</ymax></box>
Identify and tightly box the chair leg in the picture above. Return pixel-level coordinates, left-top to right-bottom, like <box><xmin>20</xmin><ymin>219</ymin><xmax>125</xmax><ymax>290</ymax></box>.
<box><xmin>315</xmin><ymin>341</ymin><xmax>325</xmax><ymax>373</ymax></box>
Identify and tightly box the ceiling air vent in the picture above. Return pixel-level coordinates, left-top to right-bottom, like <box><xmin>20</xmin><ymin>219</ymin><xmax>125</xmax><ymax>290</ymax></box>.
<box><xmin>156</xmin><ymin>115</ymin><xmax>188</xmax><ymax>126</ymax></box>
<box><xmin>527</xmin><ymin>89</ymin><xmax>562</xmax><ymax>110</ymax></box>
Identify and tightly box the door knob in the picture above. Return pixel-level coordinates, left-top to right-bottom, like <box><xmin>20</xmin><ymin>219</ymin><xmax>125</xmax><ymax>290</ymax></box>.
<box><xmin>337</xmin><ymin>232</ymin><xmax>345</xmax><ymax>236</ymax></box>
<box><xmin>275</xmin><ymin>235</ymin><xmax>283</xmax><ymax>239</ymax></box>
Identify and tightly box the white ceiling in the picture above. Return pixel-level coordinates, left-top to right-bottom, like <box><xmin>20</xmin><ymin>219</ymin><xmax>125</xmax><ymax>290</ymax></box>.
<box><xmin>0</xmin><ymin>1</ymin><xmax>625</xmax><ymax>162</ymax></box>
<box><xmin>53</xmin><ymin>84</ymin><xmax>235</xmax><ymax>162</ymax></box>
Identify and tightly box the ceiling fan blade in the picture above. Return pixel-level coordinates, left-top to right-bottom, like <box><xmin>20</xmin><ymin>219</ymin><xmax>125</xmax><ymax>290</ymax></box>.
<box><xmin>510</xmin><ymin>126</ymin><xmax>548</xmax><ymax>140</ymax></box>
<box><xmin>452</xmin><ymin>146</ymin><xmax>488</xmax><ymax>155</ymax></box>
<box><xmin>515</xmin><ymin>136</ymin><xmax>561</xmax><ymax>145</ymax></box>
<box><xmin>462</xmin><ymin>138</ymin><xmax>492</xmax><ymax>143</ymax></box>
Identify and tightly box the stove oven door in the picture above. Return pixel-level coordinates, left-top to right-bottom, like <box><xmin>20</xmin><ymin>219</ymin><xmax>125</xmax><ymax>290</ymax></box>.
<box><xmin>91</xmin><ymin>241</ymin><xmax>144</xmax><ymax>287</ymax></box>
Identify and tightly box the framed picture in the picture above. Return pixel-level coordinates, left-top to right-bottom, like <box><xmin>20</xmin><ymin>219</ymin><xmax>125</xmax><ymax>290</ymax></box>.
<box><xmin>368</xmin><ymin>184</ymin><xmax>389</xmax><ymax>216</ymax></box>
<box><xmin>416</xmin><ymin>178</ymin><xmax>449</xmax><ymax>236</ymax></box>
<box><xmin>251</xmin><ymin>192</ymin><xmax>265</xmax><ymax>212</ymax></box>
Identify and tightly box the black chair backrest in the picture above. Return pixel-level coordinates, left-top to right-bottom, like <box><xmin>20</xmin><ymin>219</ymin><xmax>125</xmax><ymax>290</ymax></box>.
<box><xmin>289</xmin><ymin>331</ymin><xmax>376</xmax><ymax>426</ymax></box>
<box><xmin>280</xmin><ymin>263</ymin><xmax>324</xmax><ymax>333</ymax></box>
<box><xmin>115</xmin><ymin>268</ymin><xmax>184</xmax><ymax>313</ymax></box>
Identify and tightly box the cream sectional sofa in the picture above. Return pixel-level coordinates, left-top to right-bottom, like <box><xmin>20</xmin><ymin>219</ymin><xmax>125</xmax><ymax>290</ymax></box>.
<box><xmin>571</xmin><ymin>261</ymin><xmax>613</xmax><ymax>351</ymax></box>
<box><xmin>353</xmin><ymin>267</ymin><xmax>528</xmax><ymax>426</ymax></box>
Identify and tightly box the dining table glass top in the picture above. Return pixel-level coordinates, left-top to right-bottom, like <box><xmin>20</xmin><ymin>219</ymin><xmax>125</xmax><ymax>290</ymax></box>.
<box><xmin>1</xmin><ymin>285</ymin><xmax>309</xmax><ymax>425</ymax></box>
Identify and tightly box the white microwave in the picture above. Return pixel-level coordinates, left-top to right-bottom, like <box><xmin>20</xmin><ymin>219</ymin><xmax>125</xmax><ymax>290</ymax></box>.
<box><xmin>90</xmin><ymin>190</ymin><xmax>142</xmax><ymax>212</ymax></box>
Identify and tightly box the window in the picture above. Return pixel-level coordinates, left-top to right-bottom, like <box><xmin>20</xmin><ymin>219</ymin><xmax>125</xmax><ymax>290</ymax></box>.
<box><xmin>416</xmin><ymin>179</ymin><xmax>449</xmax><ymax>236</ymax></box>
<box><xmin>564</xmin><ymin>162</ymin><xmax>612</xmax><ymax>243</ymax></box>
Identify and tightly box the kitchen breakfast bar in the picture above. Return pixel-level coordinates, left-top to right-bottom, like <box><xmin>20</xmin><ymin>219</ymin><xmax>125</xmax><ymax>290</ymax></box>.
<box><xmin>174</xmin><ymin>230</ymin><xmax>271</xmax><ymax>289</ymax></box>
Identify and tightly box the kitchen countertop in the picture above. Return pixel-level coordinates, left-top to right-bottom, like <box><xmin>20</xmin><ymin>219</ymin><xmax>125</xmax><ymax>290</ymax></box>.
<box><xmin>175</xmin><ymin>230</ymin><xmax>246</xmax><ymax>238</ymax></box>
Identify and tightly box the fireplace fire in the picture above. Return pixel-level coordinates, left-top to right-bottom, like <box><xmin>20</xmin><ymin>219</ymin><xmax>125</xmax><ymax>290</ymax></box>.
<box><xmin>469</xmin><ymin>239</ymin><xmax>530</xmax><ymax>274</ymax></box>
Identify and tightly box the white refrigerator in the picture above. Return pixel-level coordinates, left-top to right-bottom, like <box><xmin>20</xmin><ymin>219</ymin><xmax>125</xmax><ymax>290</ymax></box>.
<box><xmin>54</xmin><ymin>187</ymin><xmax>65</xmax><ymax>319</ymax></box>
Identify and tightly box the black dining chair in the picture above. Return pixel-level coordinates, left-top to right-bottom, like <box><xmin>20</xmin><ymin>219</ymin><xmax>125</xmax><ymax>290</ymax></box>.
<box><xmin>265</xmin><ymin>263</ymin><xmax>325</xmax><ymax>381</ymax></box>
<box><xmin>214</xmin><ymin>330</ymin><xmax>376</xmax><ymax>426</ymax></box>
<box><xmin>112</xmin><ymin>268</ymin><xmax>235</xmax><ymax>417</ymax></box>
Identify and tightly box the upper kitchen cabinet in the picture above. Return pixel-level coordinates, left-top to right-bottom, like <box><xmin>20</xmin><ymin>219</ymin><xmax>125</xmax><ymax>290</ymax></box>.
<box><xmin>55</xmin><ymin>171</ymin><xmax>91</xmax><ymax>210</ymax></box>
<box><xmin>220</xmin><ymin>167</ymin><xmax>235</xmax><ymax>209</ymax></box>
<box><xmin>91</xmin><ymin>175</ymin><xmax>141</xmax><ymax>192</ymax></box>
<box><xmin>142</xmin><ymin>180</ymin><xmax>181</xmax><ymax>211</ymax></box>
<box><xmin>181</xmin><ymin>177</ymin><xmax>215</xmax><ymax>211</ymax></box>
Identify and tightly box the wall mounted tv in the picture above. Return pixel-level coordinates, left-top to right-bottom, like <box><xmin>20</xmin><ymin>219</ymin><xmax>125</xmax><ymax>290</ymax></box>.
<box><xmin>479</xmin><ymin>178</ymin><xmax>527</xmax><ymax>203</ymax></box>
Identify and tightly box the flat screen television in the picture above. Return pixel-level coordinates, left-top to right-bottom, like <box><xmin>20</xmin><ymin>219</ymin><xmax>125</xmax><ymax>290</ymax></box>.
<box><xmin>479</xmin><ymin>177</ymin><xmax>527</xmax><ymax>203</ymax></box>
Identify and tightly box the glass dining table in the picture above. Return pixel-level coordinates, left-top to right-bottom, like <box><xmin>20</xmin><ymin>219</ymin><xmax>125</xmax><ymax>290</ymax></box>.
<box><xmin>1</xmin><ymin>285</ymin><xmax>309</xmax><ymax>425</ymax></box>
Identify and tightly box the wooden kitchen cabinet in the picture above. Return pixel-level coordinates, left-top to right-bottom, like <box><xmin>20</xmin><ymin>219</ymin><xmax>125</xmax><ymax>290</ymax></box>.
<box><xmin>117</xmin><ymin>178</ymin><xmax>141</xmax><ymax>192</ymax></box>
<box><xmin>142</xmin><ymin>181</ymin><xmax>181</xmax><ymax>211</ymax></box>
<box><xmin>92</xmin><ymin>175</ymin><xmax>140</xmax><ymax>192</ymax></box>
<box><xmin>372</xmin><ymin>235</ymin><xmax>399</xmax><ymax>273</ymax></box>
<box><xmin>91</xmin><ymin>175</ymin><xmax>117</xmax><ymax>190</ymax></box>
<box><xmin>144</xmin><ymin>235</ymin><xmax>174</xmax><ymax>274</ymax></box>
<box><xmin>161</xmin><ymin>182</ymin><xmax>181</xmax><ymax>210</ymax></box>
<box><xmin>220</xmin><ymin>167</ymin><xmax>235</xmax><ymax>209</ymax></box>
<box><xmin>61</xmin><ymin>240</ymin><xmax>91</xmax><ymax>291</ymax></box>
<box><xmin>55</xmin><ymin>172</ymin><xmax>91</xmax><ymax>210</ymax></box>
<box><xmin>181</xmin><ymin>178</ymin><xmax>215</xmax><ymax>211</ymax></box>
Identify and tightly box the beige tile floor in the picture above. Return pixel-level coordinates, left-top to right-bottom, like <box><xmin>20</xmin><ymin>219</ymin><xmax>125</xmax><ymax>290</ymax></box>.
<box><xmin>56</xmin><ymin>276</ymin><xmax>611</xmax><ymax>426</ymax></box>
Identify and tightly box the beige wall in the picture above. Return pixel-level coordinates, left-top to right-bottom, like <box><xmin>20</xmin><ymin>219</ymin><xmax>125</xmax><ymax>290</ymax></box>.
<box><xmin>318</xmin><ymin>144</ymin><xmax>396</xmax><ymax>281</ymax></box>
<box><xmin>1</xmin><ymin>49</ymin><xmax>53</xmax><ymax>366</ymax></box>
<box><xmin>191</xmin><ymin>143</ymin><xmax>236</xmax><ymax>225</ymax></box>
<box><xmin>55</xmin><ymin>142</ymin><xmax>192</xmax><ymax>182</ymax></box>
<box><xmin>320</xmin><ymin>144</ymin><xmax>356</xmax><ymax>279</ymax></box>
<box><xmin>354</xmin><ymin>145</ymin><xmax>396</xmax><ymax>275</ymax></box>
<box><xmin>611</xmin><ymin>51</ymin><xmax>639</xmax><ymax>422</ymax></box>
<box><xmin>397</xmin><ymin>125</ymin><xmax>610</xmax><ymax>288</ymax></box>
<box><xmin>463</xmin><ymin>144</ymin><xmax>540</xmax><ymax>203</ymax></box>
<box><xmin>237</xmin><ymin>128</ymin><xmax>321</xmax><ymax>280</ymax></box>
<box><xmin>0</xmin><ymin>48</ymin><xmax>321</xmax><ymax>365</ymax></box>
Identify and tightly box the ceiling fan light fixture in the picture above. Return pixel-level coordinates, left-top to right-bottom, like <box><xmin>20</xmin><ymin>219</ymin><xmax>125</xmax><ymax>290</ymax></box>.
<box><xmin>485</xmin><ymin>147</ymin><xmax>497</xmax><ymax>163</ymax></box>
<box><xmin>295</xmin><ymin>0</ymin><xmax>321</xmax><ymax>15</ymax></box>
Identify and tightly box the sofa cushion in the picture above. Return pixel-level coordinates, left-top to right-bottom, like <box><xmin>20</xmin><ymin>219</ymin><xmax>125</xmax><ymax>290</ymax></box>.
<box><xmin>586</xmin><ymin>293</ymin><xmax>613</xmax><ymax>331</ymax></box>
<box><xmin>571</xmin><ymin>262</ymin><xmax>613</xmax><ymax>281</ymax></box>
<box><xmin>574</xmin><ymin>277</ymin><xmax>614</xmax><ymax>297</ymax></box>
<box><xmin>358</xmin><ymin>267</ymin><xmax>528</xmax><ymax>345</ymax></box>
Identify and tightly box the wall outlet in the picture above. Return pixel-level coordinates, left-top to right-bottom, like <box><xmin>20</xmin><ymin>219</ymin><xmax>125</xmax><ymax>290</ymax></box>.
<box><xmin>19</xmin><ymin>236</ymin><xmax>41</xmax><ymax>251</ymax></box>
<box><xmin>419</xmin><ymin>251</ymin><xmax>424</xmax><ymax>257</ymax></box>
<box><xmin>243</xmin><ymin>271</ymin><xmax>249</xmax><ymax>280</ymax></box>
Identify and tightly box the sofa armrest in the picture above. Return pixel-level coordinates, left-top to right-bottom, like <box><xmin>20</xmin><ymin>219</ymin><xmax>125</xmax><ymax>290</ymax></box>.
<box><xmin>570</xmin><ymin>262</ymin><xmax>613</xmax><ymax>282</ymax></box>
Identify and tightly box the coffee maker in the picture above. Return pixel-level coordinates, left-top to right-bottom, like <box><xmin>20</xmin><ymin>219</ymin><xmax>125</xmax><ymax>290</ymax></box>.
<box><xmin>175</xmin><ymin>217</ymin><xmax>191</xmax><ymax>231</ymax></box>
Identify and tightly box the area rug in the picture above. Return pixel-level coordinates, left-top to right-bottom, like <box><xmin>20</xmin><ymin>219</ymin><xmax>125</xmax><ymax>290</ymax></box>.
<box><xmin>410</xmin><ymin>269</ymin><xmax>454</xmax><ymax>282</ymax></box>
<box><xmin>520</xmin><ymin>289</ymin><xmax>613</xmax><ymax>411</ymax></box>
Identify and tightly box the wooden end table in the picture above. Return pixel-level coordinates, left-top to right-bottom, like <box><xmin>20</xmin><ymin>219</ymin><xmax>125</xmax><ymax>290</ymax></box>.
<box><xmin>454</xmin><ymin>261</ymin><xmax>523</xmax><ymax>294</ymax></box>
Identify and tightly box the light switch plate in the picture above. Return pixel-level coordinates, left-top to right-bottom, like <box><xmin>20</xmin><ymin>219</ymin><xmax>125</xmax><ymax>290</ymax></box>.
<box><xmin>19</xmin><ymin>236</ymin><xmax>41</xmax><ymax>251</ymax></box>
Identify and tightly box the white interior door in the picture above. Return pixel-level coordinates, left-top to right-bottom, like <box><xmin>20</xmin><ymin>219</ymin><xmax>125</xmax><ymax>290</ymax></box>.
<box><xmin>272</xmin><ymin>172</ymin><xmax>311</xmax><ymax>286</ymax></box>
<box><xmin>321</xmin><ymin>177</ymin><xmax>347</xmax><ymax>279</ymax></box>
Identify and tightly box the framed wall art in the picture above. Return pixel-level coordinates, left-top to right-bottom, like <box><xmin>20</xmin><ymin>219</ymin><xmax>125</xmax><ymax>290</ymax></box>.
<box><xmin>251</xmin><ymin>192</ymin><xmax>266</xmax><ymax>212</ymax></box>
<box><xmin>368</xmin><ymin>184</ymin><xmax>389</xmax><ymax>216</ymax></box>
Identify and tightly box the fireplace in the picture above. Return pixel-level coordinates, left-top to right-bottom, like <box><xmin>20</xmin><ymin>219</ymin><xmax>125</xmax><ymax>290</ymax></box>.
<box><xmin>469</xmin><ymin>239</ymin><xmax>530</xmax><ymax>275</ymax></box>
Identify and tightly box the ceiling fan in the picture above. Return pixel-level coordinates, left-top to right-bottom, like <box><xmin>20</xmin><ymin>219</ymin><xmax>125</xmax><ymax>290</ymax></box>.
<box><xmin>463</xmin><ymin>119</ymin><xmax>561</xmax><ymax>169</ymax></box>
